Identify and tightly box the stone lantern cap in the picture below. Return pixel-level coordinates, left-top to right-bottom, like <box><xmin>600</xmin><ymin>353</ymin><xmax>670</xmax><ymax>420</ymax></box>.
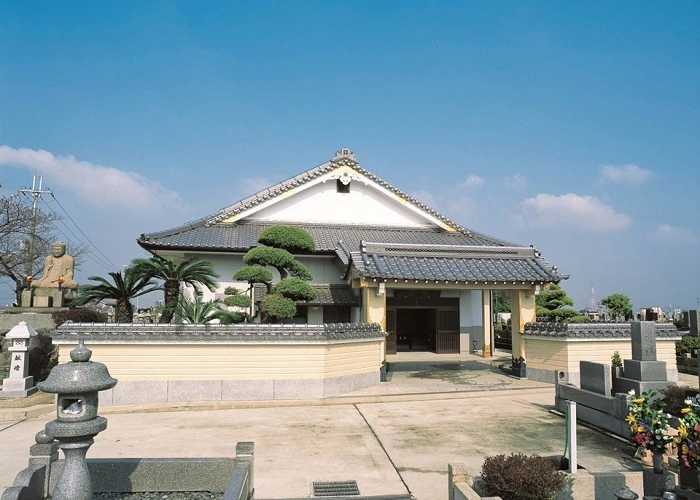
<box><xmin>6</xmin><ymin>321</ymin><xmax>38</xmax><ymax>339</ymax></box>
<box><xmin>38</xmin><ymin>341</ymin><xmax>117</xmax><ymax>394</ymax></box>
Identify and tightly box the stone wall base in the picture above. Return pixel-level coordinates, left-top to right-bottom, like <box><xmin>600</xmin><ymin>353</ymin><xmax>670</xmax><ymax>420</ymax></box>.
<box><xmin>98</xmin><ymin>371</ymin><xmax>380</xmax><ymax>406</ymax></box>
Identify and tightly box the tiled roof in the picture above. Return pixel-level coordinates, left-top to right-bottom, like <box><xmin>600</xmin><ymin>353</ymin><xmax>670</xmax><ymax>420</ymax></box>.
<box><xmin>339</xmin><ymin>241</ymin><xmax>564</xmax><ymax>284</ymax></box>
<box><xmin>138</xmin><ymin>149</ymin><xmax>516</xmax><ymax>252</ymax></box>
<box><xmin>143</xmin><ymin>149</ymin><xmax>473</xmax><ymax>238</ymax></box>
<box><xmin>306</xmin><ymin>284</ymin><xmax>358</xmax><ymax>306</ymax></box>
<box><xmin>139</xmin><ymin>221</ymin><xmax>511</xmax><ymax>253</ymax></box>
<box><xmin>523</xmin><ymin>322</ymin><xmax>683</xmax><ymax>338</ymax></box>
<box><xmin>252</xmin><ymin>284</ymin><xmax>358</xmax><ymax>306</ymax></box>
<box><xmin>51</xmin><ymin>322</ymin><xmax>385</xmax><ymax>342</ymax></box>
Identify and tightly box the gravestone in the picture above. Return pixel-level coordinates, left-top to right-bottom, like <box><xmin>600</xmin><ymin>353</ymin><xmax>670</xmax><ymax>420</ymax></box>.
<box><xmin>690</xmin><ymin>310</ymin><xmax>700</xmax><ymax>335</ymax></box>
<box><xmin>580</xmin><ymin>361</ymin><xmax>611</xmax><ymax>395</ymax></box>
<box><xmin>614</xmin><ymin>322</ymin><xmax>671</xmax><ymax>396</ymax></box>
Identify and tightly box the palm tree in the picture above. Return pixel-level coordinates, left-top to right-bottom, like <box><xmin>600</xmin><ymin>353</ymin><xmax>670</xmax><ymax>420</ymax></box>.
<box><xmin>130</xmin><ymin>256</ymin><xmax>219</xmax><ymax>323</ymax></box>
<box><xmin>73</xmin><ymin>269</ymin><xmax>159</xmax><ymax>323</ymax></box>
<box><xmin>175</xmin><ymin>293</ymin><xmax>222</xmax><ymax>324</ymax></box>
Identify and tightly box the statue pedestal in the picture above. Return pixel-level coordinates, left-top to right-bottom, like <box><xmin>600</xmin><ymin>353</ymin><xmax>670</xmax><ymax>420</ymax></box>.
<box><xmin>21</xmin><ymin>288</ymin><xmax>76</xmax><ymax>308</ymax></box>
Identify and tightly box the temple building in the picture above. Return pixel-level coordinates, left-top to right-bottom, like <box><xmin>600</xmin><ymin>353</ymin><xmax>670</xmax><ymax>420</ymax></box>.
<box><xmin>137</xmin><ymin>148</ymin><xmax>566</xmax><ymax>359</ymax></box>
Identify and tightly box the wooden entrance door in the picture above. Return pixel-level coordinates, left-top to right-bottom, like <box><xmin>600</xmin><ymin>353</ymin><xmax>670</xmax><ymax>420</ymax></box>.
<box><xmin>436</xmin><ymin>308</ymin><xmax>460</xmax><ymax>353</ymax></box>
<box><xmin>386</xmin><ymin>308</ymin><xmax>397</xmax><ymax>355</ymax></box>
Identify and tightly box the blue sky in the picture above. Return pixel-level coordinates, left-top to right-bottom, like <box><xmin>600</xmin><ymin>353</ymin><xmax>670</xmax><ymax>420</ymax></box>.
<box><xmin>1</xmin><ymin>1</ymin><xmax>698</xmax><ymax>311</ymax></box>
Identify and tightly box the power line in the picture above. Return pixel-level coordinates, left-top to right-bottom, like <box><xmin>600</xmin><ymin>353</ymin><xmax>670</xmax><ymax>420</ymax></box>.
<box><xmin>44</xmin><ymin>193</ymin><xmax>120</xmax><ymax>270</ymax></box>
<box><xmin>40</xmin><ymin>197</ymin><xmax>115</xmax><ymax>272</ymax></box>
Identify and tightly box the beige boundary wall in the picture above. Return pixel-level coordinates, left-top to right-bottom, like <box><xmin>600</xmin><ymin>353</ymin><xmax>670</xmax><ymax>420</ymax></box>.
<box><xmin>50</xmin><ymin>323</ymin><xmax>385</xmax><ymax>405</ymax></box>
<box><xmin>523</xmin><ymin>333</ymin><xmax>681</xmax><ymax>387</ymax></box>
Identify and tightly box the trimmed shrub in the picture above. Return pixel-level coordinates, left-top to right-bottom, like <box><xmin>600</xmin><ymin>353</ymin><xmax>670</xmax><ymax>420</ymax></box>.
<box><xmin>28</xmin><ymin>332</ymin><xmax>59</xmax><ymax>382</ymax></box>
<box><xmin>481</xmin><ymin>453</ymin><xmax>566</xmax><ymax>500</ymax></box>
<box><xmin>274</xmin><ymin>277</ymin><xmax>316</xmax><ymax>301</ymax></box>
<box><xmin>676</xmin><ymin>335</ymin><xmax>700</xmax><ymax>356</ymax></box>
<box><xmin>661</xmin><ymin>384</ymin><xmax>699</xmax><ymax>417</ymax></box>
<box><xmin>213</xmin><ymin>311</ymin><xmax>252</xmax><ymax>324</ymax></box>
<box><xmin>224</xmin><ymin>294</ymin><xmax>252</xmax><ymax>308</ymax></box>
<box><xmin>260</xmin><ymin>294</ymin><xmax>296</xmax><ymax>321</ymax></box>
<box><xmin>258</xmin><ymin>225</ymin><xmax>315</xmax><ymax>252</ymax></box>
<box><xmin>52</xmin><ymin>307</ymin><xmax>108</xmax><ymax>326</ymax></box>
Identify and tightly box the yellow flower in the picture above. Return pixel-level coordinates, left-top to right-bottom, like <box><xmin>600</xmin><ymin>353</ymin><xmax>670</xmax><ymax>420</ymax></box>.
<box><xmin>682</xmin><ymin>408</ymin><xmax>692</xmax><ymax>414</ymax></box>
<box><xmin>633</xmin><ymin>398</ymin><xmax>645</xmax><ymax>404</ymax></box>
<box><xmin>625</xmin><ymin>414</ymin><xmax>637</xmax><ymax>424</ymax></box>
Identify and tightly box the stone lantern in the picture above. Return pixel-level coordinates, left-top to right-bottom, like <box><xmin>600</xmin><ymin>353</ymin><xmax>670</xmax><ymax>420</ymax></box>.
<box><xmin>0</xmin><ymin>321</ymin><xmax>38</xmax><ymax>398</ymax></box>
<box><xmin>38</xmin><ymin>340</ymin><xmax>117</xmax><ymax>500</ymax></box>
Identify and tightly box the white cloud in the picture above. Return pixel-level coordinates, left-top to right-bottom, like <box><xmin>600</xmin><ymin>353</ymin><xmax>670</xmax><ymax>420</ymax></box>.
<box><xmin>519</xmin><ymin>193</ymin><xmax>632</xmax><ymax>231</ymax></box>
<box><xmin>0</xmin><ymin>145</ymin><xmax>186</xmax><ymax>214</ymax></box>
<box><xmin>504</xmin><ymin>174</ymin><xmax>528</xmax><ymax>189</ymax></box>
<box><xmin>458</xmin><ymin>175</ymin><xmax>485</xmax><ymax>189</ymax></box>
<box><xmin>648</xmin><ymin>224</ymin><xmax>699</xmax><ymax>244</ymax></box>
<box><xmin>600</xmin><ymin>164</ymin><xmax>651</xmax><ymax>184</ymax></box>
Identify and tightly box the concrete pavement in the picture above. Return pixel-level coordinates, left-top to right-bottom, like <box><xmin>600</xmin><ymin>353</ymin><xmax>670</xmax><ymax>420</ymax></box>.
<box><xmin>0</xmin><ymin>351</ymin><xmax>659</xmax><ymax>499</ymax></box>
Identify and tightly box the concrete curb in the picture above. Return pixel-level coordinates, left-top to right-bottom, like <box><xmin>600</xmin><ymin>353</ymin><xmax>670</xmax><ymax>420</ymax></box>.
<box><xmin>0</xmin><ymin>404</ymin><xmax>53</xmax><ymax>421</ymax></box>
<box><xmin>98</xmin><ymin>385</ymin><xmax>554</xmax><ymax>415</ymax></box>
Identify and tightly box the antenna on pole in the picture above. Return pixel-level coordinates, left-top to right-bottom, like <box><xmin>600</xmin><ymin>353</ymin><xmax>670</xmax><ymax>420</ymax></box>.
<box><xmin>588</xmin><ymin>282</ymin><xmax>598</xmax><ymax>311</ymax></box>
<box><xmin>19</xmin><ymin>175</ymin><xmax>52</xmax><ymax>277</ymax></box>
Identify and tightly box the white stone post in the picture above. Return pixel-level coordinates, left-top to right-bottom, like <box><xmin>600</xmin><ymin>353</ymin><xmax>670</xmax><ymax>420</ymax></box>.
<box><xmin>567</xmin><ymin>400</ymin><xmax>578</xmax><ymax>474</ymax></box>
<box><xmin>0</xmin><ymin>321</ymin><xmax>39</xmax><ymax>397</ymax></box>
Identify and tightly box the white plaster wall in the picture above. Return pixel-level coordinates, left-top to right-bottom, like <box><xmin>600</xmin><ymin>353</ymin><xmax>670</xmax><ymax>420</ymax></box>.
<box><xmin>248</xmin><ymin>179</ymin><xmax>433</xmax><ymax>227</ymax></box>
<box><xmin>458</xmin><ymin>290</ymin><xmax>483</xmax><ymax>328</ymax></box>
<box><xmin>186</xmin><ymin>254</ymin><xmax>346</xmax><ymax>301</ymax></box>
<box><xmin>307</xmin><ymin>306</ymin><xmax>323</xmax><ymax>324</ymax></box>
<box><xmin>296</xmin><ymin>257</ymin><xmax>346</xmax><ymax>284</ymax></box>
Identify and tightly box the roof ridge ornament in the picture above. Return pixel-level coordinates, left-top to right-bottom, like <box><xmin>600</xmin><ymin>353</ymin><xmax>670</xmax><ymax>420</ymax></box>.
<box><xmin>333</xmin><ymin>148</ymin><xmax>357</xmax><ymax>162</ymax></box>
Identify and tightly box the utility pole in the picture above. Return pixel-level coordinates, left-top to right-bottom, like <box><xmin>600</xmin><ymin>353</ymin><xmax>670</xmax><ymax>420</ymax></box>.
<box><xmin>19</xmin><ymin>175</ymin><xmax>52</xmax><ymax>277</ymax></box>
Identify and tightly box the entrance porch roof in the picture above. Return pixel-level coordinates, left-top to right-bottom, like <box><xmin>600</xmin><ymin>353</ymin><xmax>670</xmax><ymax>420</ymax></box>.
<box><xmin>337</xmin><ymin>241</ymin><xmax>564</xmax><ymax>285</ymax></box>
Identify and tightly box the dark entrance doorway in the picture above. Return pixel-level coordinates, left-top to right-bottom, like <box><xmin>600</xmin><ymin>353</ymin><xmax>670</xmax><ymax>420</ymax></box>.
<box><xmin>396</xmin><ymin>309</ymin><xmax>435</xmax><ymax>351</ymax></box>
<box><xmin>385</xmin><ymin>292</ymin><xmax>460</xmax><ymax>354</ymax></box>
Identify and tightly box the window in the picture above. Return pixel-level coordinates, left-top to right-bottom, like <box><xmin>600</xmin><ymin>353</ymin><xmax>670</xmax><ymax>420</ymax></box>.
<box><xmin>336</xmin><ymin>179</ymin><xmax>350</xmax><ymax>193</ymax></box>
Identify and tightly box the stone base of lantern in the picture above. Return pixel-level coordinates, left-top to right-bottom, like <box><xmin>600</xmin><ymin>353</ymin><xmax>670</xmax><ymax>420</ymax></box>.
<box><xmin>0</xmin><ymin>377</ymin><xmax>38</xmax><ymax>398</ymax></box>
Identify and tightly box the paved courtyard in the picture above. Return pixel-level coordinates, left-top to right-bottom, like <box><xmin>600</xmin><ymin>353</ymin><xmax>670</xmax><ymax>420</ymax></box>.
<box><xmin>0</xmin><ymin>352</ymin><xmax>656</xmax><ymax>499</ymax></box>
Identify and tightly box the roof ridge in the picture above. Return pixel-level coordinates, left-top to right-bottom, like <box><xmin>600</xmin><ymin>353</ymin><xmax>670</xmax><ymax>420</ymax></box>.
<box><xmin>138</xmin><ymin>149</ymin><xmax>517</xmax><ymax>247</ymax></box>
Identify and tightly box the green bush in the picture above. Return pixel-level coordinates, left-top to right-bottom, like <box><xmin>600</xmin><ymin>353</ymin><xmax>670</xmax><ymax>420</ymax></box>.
<box><xmin>258</xmin><ymin>225</ymin><xmax>315</xmax><ymax>252</ymax></box>
<box><xmin>52</xmin><ymin>307</ymin><xmax>108</xmax><ymax>326</ymax></box>
<box><xmin>233</xmin><ymin>265</ymin><xmax>273</xmax><ymax>283</ymax></box>
<box><xmin>676</xmin><ymin>335</ymin><xmax>700</xmax><ymax>356</ymax></box>
<box><xmin>260</xmin><ymin>294</ymin><xmax>296</xmax><ymax>321</ymax></box>
<box><xmin>224</xmin><ymin>294</ymin><xmax>252</xmax><ymax>308</ymax></box>
<box><xmin>28</xmin><ymin>332</ymin><xmax>59</xmax><ymax>382</ymax></box>
<box><xmin>213</xmin><ymin>311</ymin><xmax>252</xmax><ymax>324</ymax></box>
<box><xmin>661</xmin><ymin>385</ymin><xmax>699</xmax><ymax>417</ymax></box>
<box><xmin>274</xmin><ymin>277</ymin><xmax>316</xmax><ymax>301</ymax></box>
<box><xmin>480</xmin><ymin>453</ymin><xmax>566</xmax><ymax>500</ymax></box>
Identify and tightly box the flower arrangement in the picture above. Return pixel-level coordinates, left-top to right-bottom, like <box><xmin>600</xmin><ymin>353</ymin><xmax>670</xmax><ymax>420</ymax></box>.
<box><xmin>626</xmin><ymin>389</ymin><xmax>673</xmax><ymax>453</ymax></box>
<box><xmin>676</xmin><ymin>394</ymin><xmax>700</xmax><ymax>469</ymax></box>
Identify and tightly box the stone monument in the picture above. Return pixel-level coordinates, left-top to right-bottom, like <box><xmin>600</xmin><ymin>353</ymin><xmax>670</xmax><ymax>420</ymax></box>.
<box><xmin>0</xmin><ymin>321</ymin><xmax>39</xmax><ymax>398</ymax></box>
<box><xmin>21</xmin><ymin>241</ymin><xmax>78</xmax><ymax>308</ymax></box>
<box><xmin>614</xmin><ymin>321</ymin><xmax>673</xmax><ymax>395</ymax></box>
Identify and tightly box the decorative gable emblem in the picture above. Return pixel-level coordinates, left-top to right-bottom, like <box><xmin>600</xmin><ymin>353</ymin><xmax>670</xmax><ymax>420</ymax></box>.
<box><xmin>333</xmin><ymin>148</ymin><xmax>356</xmax><ymax>161</ymax></box>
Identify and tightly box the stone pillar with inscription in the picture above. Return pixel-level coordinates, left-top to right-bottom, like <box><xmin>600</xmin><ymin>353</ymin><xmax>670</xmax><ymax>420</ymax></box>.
<box><xmin>613</xmin><ymin>321</ymin><xmax>672</xmax><ymax>395</ymax></box>
<box><xmin>0</xmin><ymin>321</ymin><xmax>39</xmax><ymax>398</ymax></box>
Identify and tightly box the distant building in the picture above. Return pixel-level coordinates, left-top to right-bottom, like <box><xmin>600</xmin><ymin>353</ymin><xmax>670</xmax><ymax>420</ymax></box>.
<box><xmin>638</xmin><ymin>306</ymin><xmax>669</xmax><ymax>322</ymax></box>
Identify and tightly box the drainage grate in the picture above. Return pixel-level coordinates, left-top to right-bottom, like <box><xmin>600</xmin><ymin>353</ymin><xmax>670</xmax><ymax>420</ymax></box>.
<box><xmin>312</xmin><ymin>480</ymin><xmax>360</xmax><ymax>497</ymax></box>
